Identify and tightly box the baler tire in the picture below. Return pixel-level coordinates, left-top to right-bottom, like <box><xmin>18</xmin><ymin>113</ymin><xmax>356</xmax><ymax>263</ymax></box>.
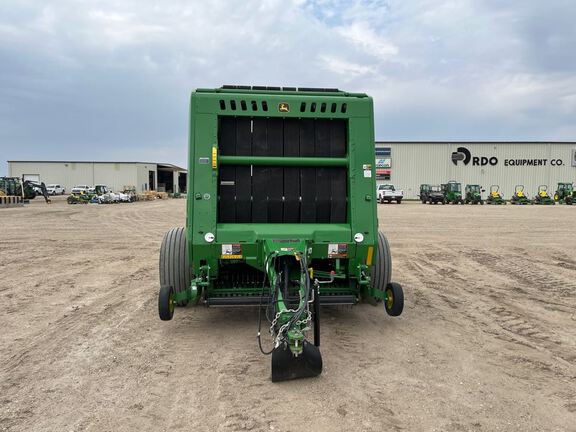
<box><xmin>160</xmin><ymin>227</ymin><xmax>193</xmax><ymax>307</ymax></box>
<box><xmin>368</xmin><ymin>231</ymin><xmax>392</xmax><ymax>304</ymax></box>
<box><xmin>384</xmin><ymin>282</ymin><xmax>404</xmax><ymax>317</ymax></box>
<box><xmin>158</xmin><ymin>285</ymin><xmax>174</xmax><ymax>321</ymax></box>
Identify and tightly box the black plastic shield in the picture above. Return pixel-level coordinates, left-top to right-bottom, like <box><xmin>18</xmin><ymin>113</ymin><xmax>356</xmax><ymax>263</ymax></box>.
<box><xmin>271</xmin><ymin>341</ymin><xmax>323</xmax><ymax>382</ymax></box>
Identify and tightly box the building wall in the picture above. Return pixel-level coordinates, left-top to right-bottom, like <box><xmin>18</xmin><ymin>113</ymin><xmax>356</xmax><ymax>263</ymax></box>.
<box><xmin>135</xmin><ymin>163</ymin><xmax>157</xmax><ymax>192</ymax></box>
<box><xmin>8</xmin><ymin>162</ymin><xmax>150</xmax><ymax>193</ymax></box>
<box><xmin>377</xmin><ymin>142</ymin><xmax>576</xmax><ymax>200</ymax></box>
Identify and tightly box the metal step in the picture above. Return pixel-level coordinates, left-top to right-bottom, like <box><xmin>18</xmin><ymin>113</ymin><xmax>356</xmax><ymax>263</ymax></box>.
<box><xmin>206</xmin><ymin>294</ymin><xmax>357</xmax><ymax>307</ymax></box>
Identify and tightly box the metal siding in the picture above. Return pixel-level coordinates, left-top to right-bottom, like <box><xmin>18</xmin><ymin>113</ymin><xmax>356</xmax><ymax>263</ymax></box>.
<box><xmin>136</xmin><ymin>163</ymin><xmax>157</xmax><ymax>191</ymax></box>
<box><xmin>7</xmin><ymin>162</ymin><xmax>142</xmax><ymax>193</ymax></box>
<box><xmin>377</xmin><ymin>142</ymin><xmax>576</xmax><ymax>200</ymax></box>
<box><xmin>93</xmin><ymin>163</ymin><xmax>139</xmax><ymax>192</ymax></box>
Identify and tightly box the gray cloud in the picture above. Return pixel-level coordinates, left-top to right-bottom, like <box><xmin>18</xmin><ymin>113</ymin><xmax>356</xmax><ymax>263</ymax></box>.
<box><xmin>1</xmin><ymin>0</ymin><xmax>575</xmax><ymax>176</ymax></box>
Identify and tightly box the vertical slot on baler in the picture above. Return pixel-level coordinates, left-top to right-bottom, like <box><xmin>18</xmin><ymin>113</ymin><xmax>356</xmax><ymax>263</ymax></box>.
<box><xmin>218</xmin><ymin>117</ymin><xmax>237</xmax><ymax>222</ymax></box>
<box><xmin>299</xmin><ymin>119</ymin><xmax>317</xmax><ymax>223</ymax></box>
<box><xmin>283</xmin><ymin>119</ymin><xmax>301</xmax><ymax>222</ymax></box>
<box><xmin>236</xmin><ymin>118</ymin><xmax>252</xmax><ymax>222</ymax></box>
<box><xmin>251</xmin><ymin>118</ymin><xmax>269</xmax><ymax>222</ymax></box>
<box><xmin>266</xmin><ymin>118</ymin><xmax>284</xmax><ymax>222</ymax></box>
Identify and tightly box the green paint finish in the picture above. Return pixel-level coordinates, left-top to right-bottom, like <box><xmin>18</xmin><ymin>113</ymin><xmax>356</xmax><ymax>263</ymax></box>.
<box><xmin>185</xmin><ymin>87</ymin><xmax>378</xmax><ymax>299</ymax></box>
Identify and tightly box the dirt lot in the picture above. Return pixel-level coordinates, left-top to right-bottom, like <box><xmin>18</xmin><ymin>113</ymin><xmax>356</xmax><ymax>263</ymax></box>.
<box><xmin>1</xmin><ymin>197</ymin><xmax>575</xmax><ymax>431</ymax></box>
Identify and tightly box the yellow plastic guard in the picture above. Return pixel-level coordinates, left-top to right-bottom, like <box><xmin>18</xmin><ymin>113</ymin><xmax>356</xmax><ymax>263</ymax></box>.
<box><xmin>212</xmin><ymin>147</ymin><xmax>218</xmax><ymax>169</ymax></box>
<box><xmin>366</xmin><ymin>246</ymin><xmax>374</xmax><ymax>266</ymax></box>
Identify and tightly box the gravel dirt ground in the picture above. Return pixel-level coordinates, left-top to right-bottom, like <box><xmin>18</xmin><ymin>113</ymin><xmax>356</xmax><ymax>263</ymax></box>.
<box><xmin>1</xmin><ymin>197</ymin><xmax>575</xmax><ymax>432</ymax></box>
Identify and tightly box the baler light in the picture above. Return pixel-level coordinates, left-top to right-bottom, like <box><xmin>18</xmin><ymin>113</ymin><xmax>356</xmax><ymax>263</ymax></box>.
<box><xmin>204</xmin><ymin>232</ymin><xmax>215</xmax><ymax>243</ymax></box>
<box><xmin>354</xmin><ymin>233</ymin><xmax>364</xmax><ymax>243</ymax></box>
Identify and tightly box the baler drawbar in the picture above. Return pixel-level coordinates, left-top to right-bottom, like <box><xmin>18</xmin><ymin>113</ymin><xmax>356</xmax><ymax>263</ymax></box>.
<box><xmin>158</xmin><ymin>86</ymin><xmax>404</xmax><ymax>381</ymax></box>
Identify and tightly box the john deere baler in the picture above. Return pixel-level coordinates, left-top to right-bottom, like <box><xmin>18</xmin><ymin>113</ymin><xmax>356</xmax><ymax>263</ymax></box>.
<box><xmin>158</xmin><ymin>86</ymin><xmax>404</xmax><ymax>381</ymax></box>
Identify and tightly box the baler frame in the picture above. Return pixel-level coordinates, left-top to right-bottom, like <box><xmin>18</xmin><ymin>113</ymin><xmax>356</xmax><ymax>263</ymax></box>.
<box><xmin>158</xmin><ymin>86</ymin><xmax>404</xmax><ymax>381</ymax></box>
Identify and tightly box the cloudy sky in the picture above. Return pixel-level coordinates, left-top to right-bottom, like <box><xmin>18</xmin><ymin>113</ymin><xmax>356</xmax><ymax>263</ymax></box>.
<box><xmin>1</xmin><ymin>0</ymin><xmax>575</xmax><ymax>175</ymax></box>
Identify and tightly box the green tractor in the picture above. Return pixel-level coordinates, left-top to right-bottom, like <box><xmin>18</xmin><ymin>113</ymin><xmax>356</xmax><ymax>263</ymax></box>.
<box><xmin>157</xmin><ymin>86</ymin><xmax>404</xmax><ymax>382</ymax></box>
<box><xmin>485</xmin><ymin>185</ymin><xmax>506</xmax><ymax>205</ymax></box>
<box><xmin>510</xmin><ymin>185</ymin><xmax>531</xmax><ymax>205</ymax></box>
<box><xmin>554</xmin><ymin>182</ymin><xmax>574</xmax><ymax>205</ymax></box>
<box><xmin>532</xmin><ymin>185</ymin><xmax>555</xmax><ymax>205</ymax></box>
<box><xmin>442</xmin><ymin>181</ymin><xmax>464</xmax><ymax>204</ymax></box>
<box><xmin>464</xmin><ymin>184</ymin><xmax>484</xmax><ymax>205</ymax></box>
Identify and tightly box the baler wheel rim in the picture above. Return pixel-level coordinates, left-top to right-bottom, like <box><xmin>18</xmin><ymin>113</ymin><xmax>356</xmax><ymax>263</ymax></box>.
<box><xmin>384</xmin><ymin>282</ymin><xmax>404</xmax><ymax>317</ymax></box>
<box><xmin>159</xmin><ymin>285</ymin><xmax>175</xmax><ymax>321</ymax></box>
<box><xmin>385</xmin><ymin>288</ymin><xmax>394</xmax><ymax>310</ymax></box>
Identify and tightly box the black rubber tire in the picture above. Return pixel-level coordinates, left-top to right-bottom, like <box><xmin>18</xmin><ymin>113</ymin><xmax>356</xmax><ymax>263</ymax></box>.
<box><xmin>369</xmin><ymin>231</ymin><xmax>392</xmax><ymax>304</ymax></box>
<box><xmin>159</xmin><ymin>285</ymin><xmax>175</xmax><ymax>321</ymax></box>
<box><xmin>384</xmin><ymin>282</ymin><xmax>404</xmax><ymax>317</ymax></box>
<box><xmin>159</xmin><ymin>227</ymin><xmax>192</xmax><ymax>306</ymax></box>
<box><xmin>396</xmin><ymin>199</ymin><xmax>402</xmax><ymax>204</ymax></box>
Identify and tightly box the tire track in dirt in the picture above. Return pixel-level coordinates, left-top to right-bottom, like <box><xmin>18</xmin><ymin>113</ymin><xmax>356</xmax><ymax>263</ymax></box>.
<box><xmin>402</xmin><ymin>245</ymin><xmax>576</xmax><ymax>381</ymax></box>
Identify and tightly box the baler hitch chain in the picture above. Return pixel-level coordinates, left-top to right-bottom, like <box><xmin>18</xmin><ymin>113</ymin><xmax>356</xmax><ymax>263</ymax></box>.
<box><xmin>257</xmin><ymin>243</ymin><xmax>325</xmax><ymax>382</ymax></box>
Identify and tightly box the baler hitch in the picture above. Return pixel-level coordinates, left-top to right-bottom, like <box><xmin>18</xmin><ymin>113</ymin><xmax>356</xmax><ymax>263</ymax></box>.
<box><xmin>259</xmin><ymin>241</ymin><xmax>324</xmax><ymax>382</ymax></box>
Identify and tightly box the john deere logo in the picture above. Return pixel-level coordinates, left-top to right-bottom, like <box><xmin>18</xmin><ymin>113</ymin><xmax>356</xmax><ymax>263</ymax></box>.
<box><xmin>278</xmin><ymin>102</ymin><xmax>290</xmax><ymax>113</ymax></box>
<box><xmin>451</xmin><ymin>147</ymin><xmax>472</xmax><ymax>165</ymax></box>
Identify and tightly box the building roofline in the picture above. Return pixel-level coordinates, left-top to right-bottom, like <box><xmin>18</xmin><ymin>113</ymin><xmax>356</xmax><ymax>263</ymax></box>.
<box><xmin>7</xmin><ymin>160</ymin><xmax>187</xmax><ymax>171</ymax></box>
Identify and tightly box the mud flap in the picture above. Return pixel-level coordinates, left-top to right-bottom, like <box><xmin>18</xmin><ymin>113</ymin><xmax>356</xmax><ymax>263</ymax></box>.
<box><xmin>271</xmin><ymin>341</ymin><xmax>323</xmax><ymax>382</ymax></box>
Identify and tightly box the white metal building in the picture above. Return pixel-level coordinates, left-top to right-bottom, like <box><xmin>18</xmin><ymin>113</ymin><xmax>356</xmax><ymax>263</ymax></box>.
<box><xmin>375</xmin><ymin>142</ymin><xmax>576</xmax><ymax>200</ymax></box>
<box><xmin>7</xmin><ymin>161</ymin><xmax>187</xmax><ymax>194</ymax></box>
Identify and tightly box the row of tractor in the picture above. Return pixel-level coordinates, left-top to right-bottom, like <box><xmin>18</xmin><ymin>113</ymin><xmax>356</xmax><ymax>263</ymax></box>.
<box><xmin>419</xmin><ymin>181</ymin><xmax>575</xmax><ymax>205</ymax></box>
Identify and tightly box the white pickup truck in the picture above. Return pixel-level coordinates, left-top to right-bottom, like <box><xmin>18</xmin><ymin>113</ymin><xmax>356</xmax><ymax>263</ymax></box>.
<box><xmin>46</xmin><ymin>184</ymin><xmax>65</xmax><ymax>195</ymax></box>
<box><xmin>71</xmin><ymin>185</ymin><xmax>91</xmax><ymax>195</ymax></box>
<box><xmin>377</xmin><ymin>184</ymin><xmax>403</xmax><ymax>204</ymax></box>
